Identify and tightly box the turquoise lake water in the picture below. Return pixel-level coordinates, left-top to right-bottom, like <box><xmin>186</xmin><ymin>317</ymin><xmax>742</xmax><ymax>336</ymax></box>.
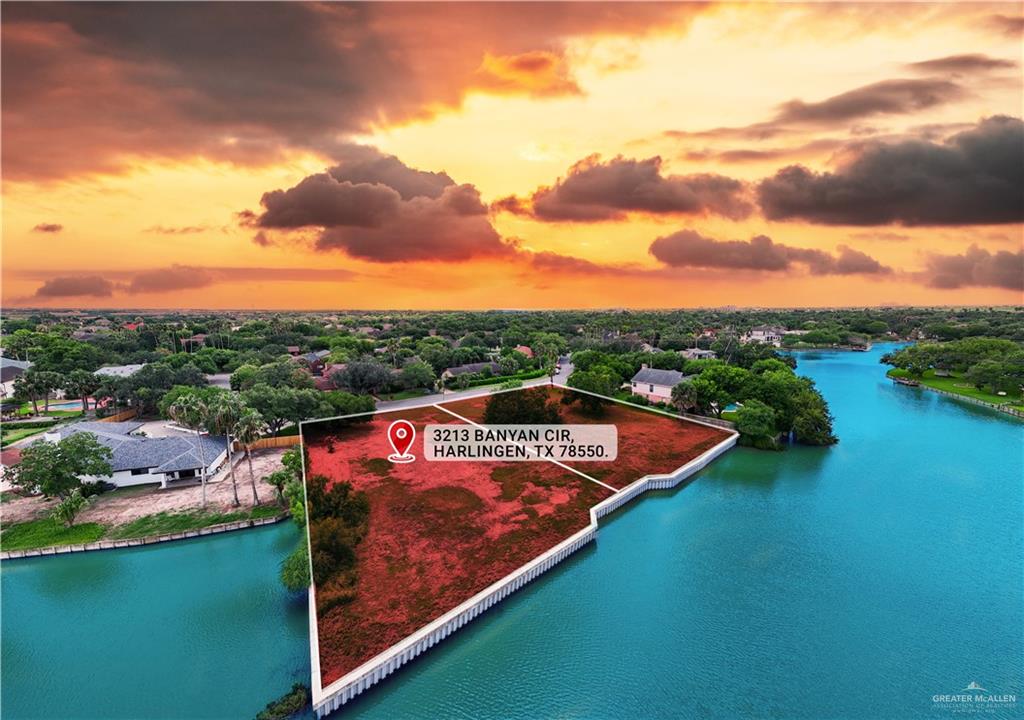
<box><xmin>3</xmin><ymin>344</ymin><xmax>1022</xmax><ymax>718</ymax></box>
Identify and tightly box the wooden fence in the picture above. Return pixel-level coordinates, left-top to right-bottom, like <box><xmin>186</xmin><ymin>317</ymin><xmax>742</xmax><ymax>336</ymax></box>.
<box><xmin>98</xmin><ymin>408</ymin><xmax>138</xmax><ymax>423</ymax></box>
<box><xmin>232</xmin><ymin>434</ymin><xmax>303</xmax><ymax>452</ymax></box>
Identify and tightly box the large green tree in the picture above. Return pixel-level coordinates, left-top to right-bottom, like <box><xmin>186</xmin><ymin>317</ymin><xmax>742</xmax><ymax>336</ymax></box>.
<box><xmin>12</xmin><ymin>432</ymin><xmax>113</xmax><ymax>499</ymax></box>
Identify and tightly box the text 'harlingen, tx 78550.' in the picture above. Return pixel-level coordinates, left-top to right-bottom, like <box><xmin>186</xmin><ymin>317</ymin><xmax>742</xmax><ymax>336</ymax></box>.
<box><xmin>424</xmin><ymin>424</ymin><xmax>618</xmax><ymax>461</ymax></box>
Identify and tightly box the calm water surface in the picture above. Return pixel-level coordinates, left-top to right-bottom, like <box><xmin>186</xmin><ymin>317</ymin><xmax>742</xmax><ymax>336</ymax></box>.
<box><xmin>3</xmin><ymin>345</ymin><xmax>1021</xmax><ymax>719</ymax></box>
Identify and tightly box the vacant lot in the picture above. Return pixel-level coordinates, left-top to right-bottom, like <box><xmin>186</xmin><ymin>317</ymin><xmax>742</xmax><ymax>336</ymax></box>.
<box><xmin>304</xmin><ymin>387</ymin><xmax>732</xmax><ymax>688</ymax></box>
<box><xmin>442</xmin><ymin>386</ymin><xmax>730</xmax><ymax>489</ymax></box>
<box><xmin>305</xmin><ymin>403</ymin><xmax>612</xmax><ymax>686</ymax></box>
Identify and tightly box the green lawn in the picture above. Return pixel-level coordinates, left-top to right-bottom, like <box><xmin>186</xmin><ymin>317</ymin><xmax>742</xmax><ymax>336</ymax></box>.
<box><xmin>1</xmin><ymin>518</ymin><xmax>106</xmax><ymax>551</ymax></box>
<box><xmin>0</xmin><ymin>426</ymin><xmax>50</xmax><ymax>447</ymax></box>
<box><xmin>888</xmin><ymin>369</ymin><xmax>1024</xmax><ymax>411</ymax></box>
<box><xmin>1</xmin><ymin>504</ymin><xmax>285</xmax><ymax>551</ymax></box>
<box><xmin>107</xmin><ymin>505</ymin><xmax>283</xmax><ymax>540</ymax></box>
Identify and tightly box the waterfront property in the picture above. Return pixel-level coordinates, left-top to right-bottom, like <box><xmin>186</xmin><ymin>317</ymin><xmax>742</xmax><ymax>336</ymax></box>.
<box><xmin>44</xmin><ymin>421</ymin><xmax>227</xmax><ymax>488</ymax></box>
<box><xmin>2</xmin><ymin>346</ymin><xmax>1020</xmax><ymax>720</ymax></box>
<box><xmin>629</xmin><ymin>364</ymin><xmax>692</xmax><ymax>403</ymax></box>
<box><xmin>301</xmin><ymin>386</ymin><xmax>733</xmax><ymax>715</ymax></box>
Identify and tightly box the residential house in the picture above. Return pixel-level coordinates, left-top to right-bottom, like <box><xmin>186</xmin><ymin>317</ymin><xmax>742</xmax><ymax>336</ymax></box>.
<box><xmin>314</xmin><ymin>362</ymin><xmax>346</xmax><ymax>391</ymax></box>
<box><xmin>94</xmin><ymin>363</ymin><xmax>147</xmax><ymax>378</ymax></box>
<box><xmin>514</xmin><ymin>345</ymin><xmax>534</xmax><ymax>359</ymax></box>
<box><xmin>297</xmin><ymin>350</ymin><xmax>331</xmax><ymax>376</ymax></box>
<box><xmin>1</xmin><ymin>358</ymin><xmax>32</xmax><ymax>400</ymax></box>
<box><xmin>741</xmin><ymin>325</ymin><xmax>786</xmax><ymax>347</ymax></box>
<box><xmin>179</xmin><ymin>333</ymin><xmax>207</xmax><ymax>351</ymax></box>
<box><xmin>123</xmin><ymin>321</ymin><xmax>145</xmax><ymax>331</ymax></box>
<box><xmin>44</xmin><ymin>421</ymin><xmax>227</xmax><ymax>489</ymax></box>
<box><xmin>681</xmin><ymin>348</ymin><xmax>717</xmax><ymax>360</ymax></box>
<box><xmin>442</xmin><ymin>361</ymin><xmax>501</xmax><ymax>382</ymax></box>
<box><xmin>286</xmin><ymin>345</ymin><xmax>302</xmax><ymax>356</ymax></box>
<box><xmin>630</xmin><ymin>365</ymin><xmax>693</xmax><ymax>403</ymax></box>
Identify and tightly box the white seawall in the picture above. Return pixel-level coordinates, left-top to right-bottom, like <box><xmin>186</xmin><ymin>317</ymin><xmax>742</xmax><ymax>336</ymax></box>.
<box><xmin>311</xmin><ymin>431</ymin><xmax>738</xmax><ymax>717</ymax></box>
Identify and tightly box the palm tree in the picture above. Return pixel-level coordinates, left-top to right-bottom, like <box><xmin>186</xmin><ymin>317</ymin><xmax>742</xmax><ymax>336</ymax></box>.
<box><xmin>63</xmin><ymin>370</ymin><xmax>100</xmax><ymax>413</ymax></box>
<box><xmin>35</xmin><ymin>371</ymin><xmax>64</xmax><ymax>413</ymax></box>
<box><xmin>233</xmin><ymin>408</ymin><xmax>269</xmax><ymax>507</ymax></box>
<box><xmin>671</xmin><ymin>380</ymin><xmax>698</xmax><ymax>414</ymax></box>
<box><xmin>13</xmin><ymin>372</ymin><xmax>42</xmax><ymax>415</ymax></box>
<box><xmin>209</xmin><ymin>393</ymin><xmax>246</xmax><ymax>507</ymax></box>
<box><xmin>167</xmin><ymin>392</ymin><xmax>211</xmax><ymax>508</ymax></box>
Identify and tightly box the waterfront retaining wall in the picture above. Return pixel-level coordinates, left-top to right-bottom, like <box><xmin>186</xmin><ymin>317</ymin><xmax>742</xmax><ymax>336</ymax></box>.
<box><xmin>311</xmin><ymin>431</ymin><xmax>738</xmax><ymax>717</ymax></box>
<box><xmin>0</xmin><ymin>514</ymin><xmax>287</xmax><ymax>560</ymax></box>
<box><xmin>913</xmin><ymin>383</ymin><xmax>1024</xmax><ymax>420</ymax></box>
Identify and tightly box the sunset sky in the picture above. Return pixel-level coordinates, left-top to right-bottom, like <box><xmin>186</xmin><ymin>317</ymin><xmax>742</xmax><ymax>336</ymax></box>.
<box><xmin>2</xmin><ymin>2</ymin><xmax>1022</xmax><ymax>310</ymax></box>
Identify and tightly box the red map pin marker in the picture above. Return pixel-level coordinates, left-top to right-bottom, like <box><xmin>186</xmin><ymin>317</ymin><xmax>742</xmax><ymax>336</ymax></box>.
<box><xmin>387</xmin><ymin>420</ymin><xmax>416</xmax><ymax>463</ymax></box>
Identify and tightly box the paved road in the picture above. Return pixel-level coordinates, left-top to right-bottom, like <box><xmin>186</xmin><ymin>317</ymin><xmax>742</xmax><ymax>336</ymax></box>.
<box><xmin>375</xmin><ymin>361</ymin><xmax>573</xmax><ymax>412</ymax></box>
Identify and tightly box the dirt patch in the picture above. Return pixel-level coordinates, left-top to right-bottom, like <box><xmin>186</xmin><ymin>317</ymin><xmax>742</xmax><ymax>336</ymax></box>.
<box><xmin>0</xmin><ymin>449</ymin><xmax>287</xmax><ymax>527</ymax></box>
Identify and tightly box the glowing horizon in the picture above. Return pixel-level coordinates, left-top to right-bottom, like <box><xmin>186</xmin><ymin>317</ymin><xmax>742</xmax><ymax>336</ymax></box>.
<box><xmin>2</xmin><ymin>2</ymin><xmax>1021</xmax><ymax>310</ymax></box>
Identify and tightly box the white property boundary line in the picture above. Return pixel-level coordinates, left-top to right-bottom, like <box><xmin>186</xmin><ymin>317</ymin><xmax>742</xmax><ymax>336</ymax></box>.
<box><xmin>433</xmin><ymin>403</ymin><xmax>621</xmax><ymax>493</ymax></box>
<box><xmin>301</xmin><ymin>386</ymin><xmax>738</xmax><ymax>718</ymax></box>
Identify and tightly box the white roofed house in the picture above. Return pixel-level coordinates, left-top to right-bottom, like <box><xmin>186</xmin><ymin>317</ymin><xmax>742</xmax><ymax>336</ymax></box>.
<box><xmin>43</xmin><ymin>421</ymin><xmax>227</xmax><ymax>489</ymax></box>
<box><xmin>741</xmin><ymin>325</ymin><xmax>786</xmax><ymax>347</ymax></box>
<box><xmin>94</xmin><ymin>363</ymin><xmax>147</xmax><ymax>379</ymax></box>
<box><xmin>630</xmin><ymin>365</ymin><xmax>693</xmax><ymax>403</ymax></box>
<box><xmin>681</xmin><ymin>348</ymin><xmax>717</xmax><ymax>360</ymax></box>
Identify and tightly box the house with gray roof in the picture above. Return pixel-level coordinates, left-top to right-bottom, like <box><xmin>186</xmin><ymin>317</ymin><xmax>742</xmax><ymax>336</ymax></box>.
<box><xmin>630</xmin><ymin>364</ymin><xmax>693</xmax><ymax>403</ymax></box>
<box><xmin>44</xmin><ymin>421</ymin><xmax>227</xmax><ymax>489</ymax></box>
<box><xmin>1</xmin><ymin>357</ymin><xmax>32</xmax><ymax>400</ymax></box>
<box><xmin>441</xmin><ymin>361</ymin><xmax>501</xmax><ymax>382</ymax></box>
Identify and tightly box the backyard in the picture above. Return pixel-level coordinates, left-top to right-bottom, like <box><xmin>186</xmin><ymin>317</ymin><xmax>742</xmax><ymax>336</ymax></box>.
<box><xmin>0</xmin><ymin>448</ymin><xmax>290</xmax><ymax>551</ymax></box>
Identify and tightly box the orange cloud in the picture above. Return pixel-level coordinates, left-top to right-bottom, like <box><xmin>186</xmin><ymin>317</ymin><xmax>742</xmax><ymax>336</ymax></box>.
<box><xmin>474</xmin><ymin>51</ymin><xmax>580</xmax><ymax>97</ymax></box>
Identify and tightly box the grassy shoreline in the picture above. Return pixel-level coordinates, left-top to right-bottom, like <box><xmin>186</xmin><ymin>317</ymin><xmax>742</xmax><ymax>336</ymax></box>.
<box><xmin>887</xmin><ymin>368</ymin><xmax>1024</xmax><ymax>413</ymax></box>
<box><xmin>0</xmin><ymin>505</ymin><xmax>284</xmax><ymax>552</ymax></box>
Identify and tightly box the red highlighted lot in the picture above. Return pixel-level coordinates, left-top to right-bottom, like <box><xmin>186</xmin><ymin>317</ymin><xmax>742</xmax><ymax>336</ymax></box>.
<box><xmin>302</xmin><ymin>387</ymin><xmax>731</xmax><ymax>689</ymax></box>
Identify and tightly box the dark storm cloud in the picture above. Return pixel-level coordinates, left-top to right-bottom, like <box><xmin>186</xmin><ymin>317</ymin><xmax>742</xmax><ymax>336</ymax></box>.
<box><xmin>924</xmin><ymin>245</ymin><xmax>1024</xmax><ymax>291</ymax></box>
<box><xmin>774</xmin><ymin>79</ymin><xmax>966</xmax><ymax>125</ymax></box>
<box><xmin>756</xmin><ymin>116</ymin><xmax>1024</xmax><ymax>226</ymax></box>
<box><xmin>258</xmin><ymin>174</ymin><xmax>402</xmax><ymax>229</ymax></box>
<box><xmin>316</xmin><ymin>184</ymin><xmax>513</xmax><ymax>263</ymax></box>
<box><xmin>326</xmin><ymin>145</ymin><xmax>454</xmax><ymax>201</ymax></box>
<box><xmin>252</xmin><ymin>147</ymin><xmax>511</xmax><ymax>262</ymax></box>
<box><xmin>985</xmin><ymin>14</ymin><xmax>1024</xmax><ymax>37</ymax></box>
<box><xmin>1</xmin><ymin>3</ymin><xmax>699</xmax><ymax>180</ymax></box>
<box><xmin>662</xmin><ymin>78</ymin><xmax>970</xmax><ymax>144</ymax></box>
<box><xmin>648</xmin><ymin>230</ymin><xmax>891</xmax><ymax>276</ymax></box>
<box><xmin>681</xmin><ymin>138</ymin><xmax>847</xmax><ymax>164</ymax></box>
<box><xmin>126</xmin><ymin>266</ymin><xmax>216</xmax><ymax>293</ymax></box>
<box><xmin>495</xmin><ymin>155</ymin><xmax>752</xmax><ymax>222</ymax></box>
<box><xmin>34</xmin><ymin>275</ymin><xmax>114</xmax><ymax>297</ymax></box>
<box><xmin>31</xmin><ymin>223</ymin><xmax>63</xmax><ymax>233</ymax></box>
<box><xmin>906</xmin><ymin>54</ymin><xmax>1017</xmax><ymax>74</ymax></box>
